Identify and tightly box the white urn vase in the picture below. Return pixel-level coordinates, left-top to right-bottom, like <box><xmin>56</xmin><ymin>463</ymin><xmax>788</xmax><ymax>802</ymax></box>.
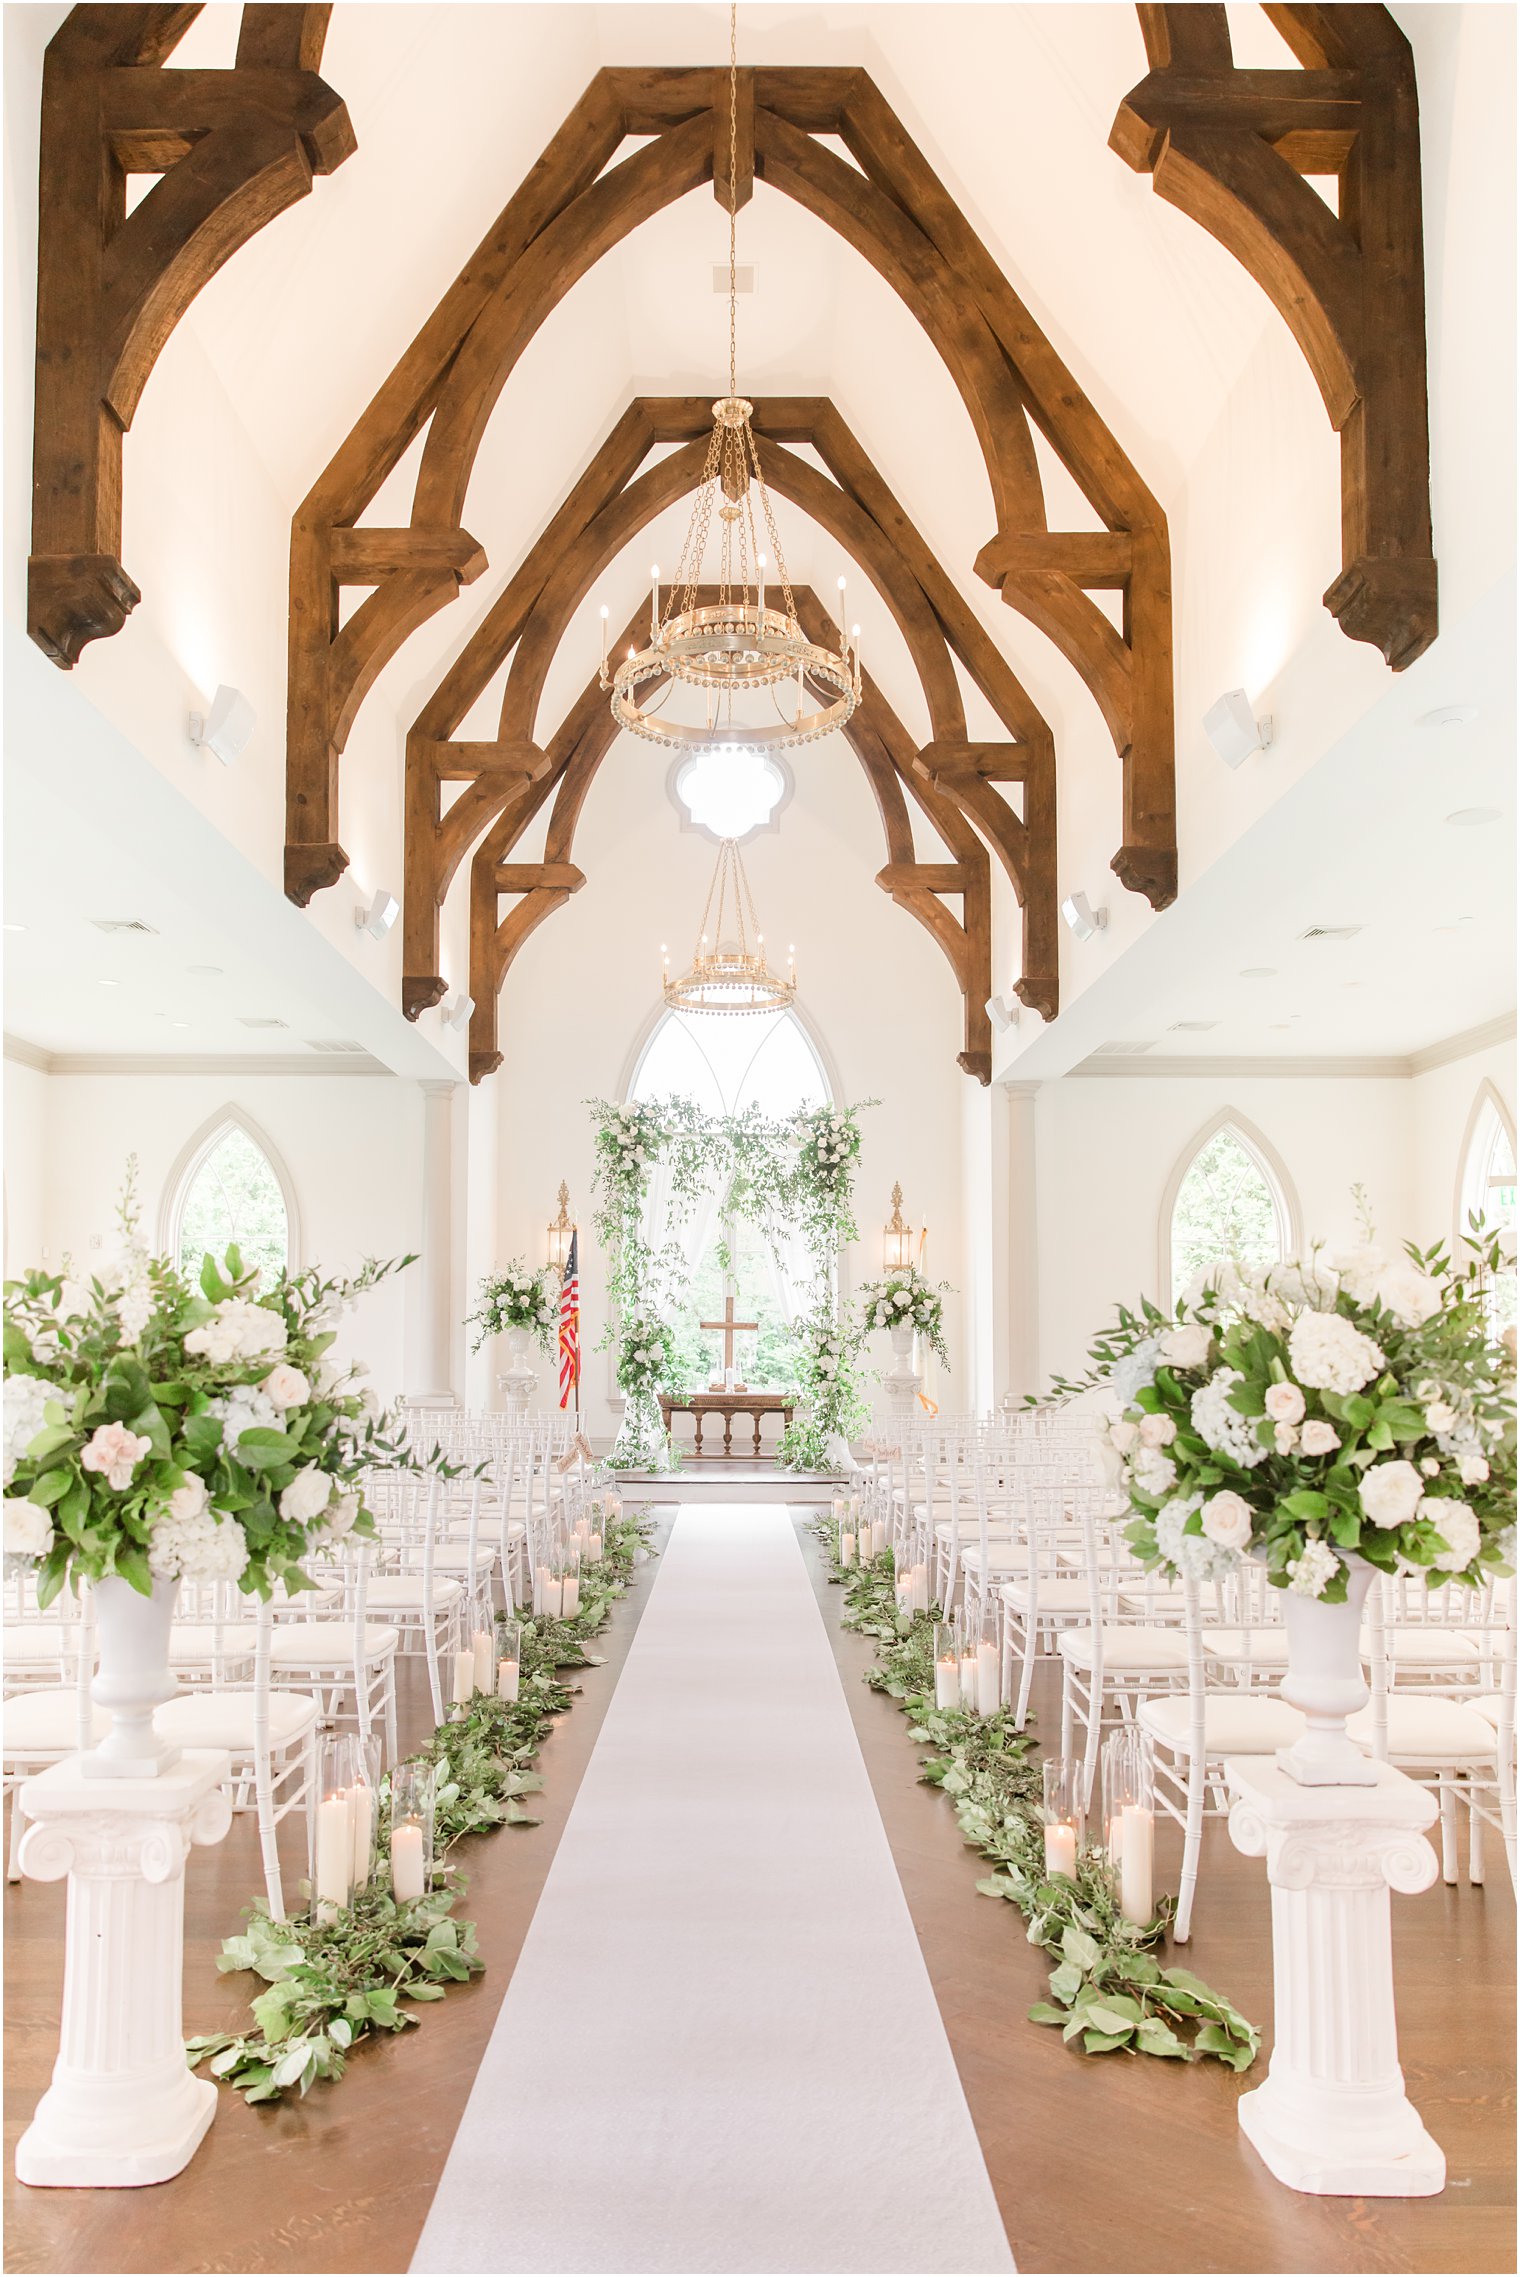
<box><xmin>498</xmin><ymin>1325</ymin><xmax>538</xmax><ymax>1408</ymax></box>
<box><xmin>883</xmin><ymin>1319</ymin><xmax>919</xmax><ymax>1421</ymax></box>
<box><xmin>83</xmin><ymin>1575</ymin><xmax>181</xmax><ymax>1780</ymax></box>
<box><xmin>1276</xmin><ymin>1554</ymin><xmax>1377</xmax><ymax>1787</ymax></box>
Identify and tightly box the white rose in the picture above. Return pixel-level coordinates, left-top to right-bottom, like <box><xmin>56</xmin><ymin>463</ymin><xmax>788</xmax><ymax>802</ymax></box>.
<box><xmin>1200</xmin><ymin>1489</ymin><xmax>1254</xmax><ymax>1552</ymax></box>
<box><xmin>261</xmin><ymin>1364</ymin><xmax>310</xmax><ymax>1410</ymax></box>
<box><xmin>1424</xmin><ymin>1401</ymin><xmax>1456</xmax><ymax>1433</ymax></box>
<box><xmin>1300</xmin><ymin>1419</ymin><xmax>1340</xmax><ymax>1457</ymax></box>
<box><xmin>1459</xmin><ymin>1455</ymin><xmax>1490</xmax><ymax>1486</ymax></box>
<box><xmin>1264</xmin><ymin>1382</ymin><xmax>1305</xmax><ymax>1425</ymax></box>
<box><xmin>1424</xmin><ymin>1497</ymin><xmax>1480</xmax><ymax>1574</ymax></box>
<box><xmin>1274</xmin><ymin>1421</ymin><xmax>1300</xmax><ymax>1455</ymax></box>
<box><xmin>1108</xmin><ymin>1418</ymin><xmax>1138</xmax><ymax>1456</ymax></box>
<box><xmin>1358</xmin><ymin>1458</ymin><xmax>1424</xmax><ymax>1530</ymax></box>
<box><xmin>4</xmin><ymin>1495</ymin><xmax>54</xmax><ymax>1559</ymax></box>
<box><xmin>1160</xmin><ymin>1324</ymin><xmax>1211</xmax><ymax>1370</ymax></box>
<box><xmin>165</xmin><ymin>1475</ymin><xmax>209</xmax><ymax>1523</ymax></box>
<box><xmin>278</xmin><ymin>1466</ymin><xmax>333</xmax><ymax>1525</ymax></box>
<box><xmin>1138</xmin><ymin>1413</ymin><xmax>1176</xmax><ymax>1448</ymax></box>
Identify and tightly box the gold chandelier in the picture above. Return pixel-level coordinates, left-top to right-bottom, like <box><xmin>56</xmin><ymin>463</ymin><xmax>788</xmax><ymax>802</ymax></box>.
<box><xmin>598</xmin><ymin>6</ymin><xmax>860</xmax><ymax>758</ymax></box>
<box><xmin>661</xmin><ymin>837</ymin><xmax>797</xmax><ymax>1015</ymax></box>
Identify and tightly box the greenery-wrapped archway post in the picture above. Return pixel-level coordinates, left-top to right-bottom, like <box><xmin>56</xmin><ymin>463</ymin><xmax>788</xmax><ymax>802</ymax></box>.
<box><xmin>589</xmin><ymin>1099</ymin><xmax>873</xmax><ymax>1468</ymax></box>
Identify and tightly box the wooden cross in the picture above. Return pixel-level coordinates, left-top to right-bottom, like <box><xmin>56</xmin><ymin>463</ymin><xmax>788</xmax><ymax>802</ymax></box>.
<box><xmin>701</xmin><ymin>1292</ymin><xmax>757</xmax><ymax>1373</ymax></box>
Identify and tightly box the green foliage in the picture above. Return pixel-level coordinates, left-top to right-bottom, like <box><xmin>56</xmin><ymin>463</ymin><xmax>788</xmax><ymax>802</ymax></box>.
<box><xmin>857</xmin><ymin>1265</ymin><xmax>952</xmax><ymax>1368</ymax></box>
<box><xmin>192</xmin><ymin>1513</ymin><xmax>654</xmax><ymax>2102</ymax></box>
<box><xmin>817</xmin><ymin>1525</ymin><xmax>1259</xmax><ymax>2072</ymax></box>
<box><xmin>466</xmin><ymin>1260</ymin><xmax>560</xmax><ymax>1355</ymax></box>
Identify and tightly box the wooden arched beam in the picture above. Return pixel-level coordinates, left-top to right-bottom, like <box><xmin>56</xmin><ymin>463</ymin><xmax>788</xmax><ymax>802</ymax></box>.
<box><xmin>1111</xmin><ymin>3</ymin><xmax>1437</xmax><ymax>670</ymax></box>
<box><xmin>288</xmin><ymin>65</ymin><xmax>1174</xmax><ymax>914</ymax></box>
<box><xmin>400</xmin><ymin>395</ymin><xmax>1056</xmax><ymax>1057</ymax></box>
<box><xmin>29</xmin><ymin>3</ymin><xmax>354</xmax><ymax>666</ymax></box>
<box><xmin>464</xmin><ymin>587</ymin><xmax>995</xmax><ymax>1088</ymax></box>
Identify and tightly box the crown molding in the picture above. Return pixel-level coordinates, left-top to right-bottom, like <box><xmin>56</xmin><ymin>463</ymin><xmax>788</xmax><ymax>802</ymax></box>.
<box><xmin>4</xmin><ymin>1038</ymin><xmax>392</xmax><ymax>1078</ymax></box>
<box><xmin>1068</xmin><ymin>1053</ymin><xmax>1412</xmax><ymax>1079</ymax></box>
<box><xmin>1408</xmin><ymin>1011</ymin><xmax>1516</xmax><ymax>1076</ymax></box>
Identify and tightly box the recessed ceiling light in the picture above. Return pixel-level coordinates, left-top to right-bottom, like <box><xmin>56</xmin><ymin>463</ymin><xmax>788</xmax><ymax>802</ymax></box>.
<box><xmin>3</xmin><ymin>922</ymin><xmax>27</xmax><ymax>934</ymax></box>
<box><xmin>1417</xmin><ymin>703</ymin><xmax>1480</xmax><ymax>729</ymax></box>
<box><xmin>1445</xmin><ymin>807</ymin><xmax>1501</xmax><ymax>827</ymax></box>
<box><xmin>97</xmin><ymin>978</ymin><xmax>121</xmax><ymax>988</ymax></box>
<box><xmin>170</xmin><ymin>1021</ymin><xmax>188</xmax><ymax>1029</ymax></box>
<box><xmin>1239</xmin><ymin>967</ymin><xmax>1277</xmax><ymax>978</ymax></box>
<box><xmin>1343</xmin><ymin>980</ymin><xmax>1367</xmax><ymax>990</ymax></box>
<box><xmin>1269</xmin><ymin>1022</ymin><xmax>1293</xmax><ymax>1031</ymax></box>
<box><xmin>187</xmin><ymin>964</ymin><xmax>223</xmax><ymax>976</ymax></box>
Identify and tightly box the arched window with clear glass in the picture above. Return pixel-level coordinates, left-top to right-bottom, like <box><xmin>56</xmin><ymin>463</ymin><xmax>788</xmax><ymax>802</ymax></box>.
<box><xmin>172</xmin><ymin>1118</ymin><xmax>292</xmax><ymax>1283</ymax></box>
<box><xmin>629</xmin><ymin>1006</ymin><xmax>830</xmax><ymax>1388</ymax></box>
<box><xmin>1459</xmin><ymin>1088</ymin><xmax>1517</xmax><ymax>1331</ymax></box>
<box><xmin>1166</xmin><ymin>1118</ymin><xmax>1291</xmax><ymax>1305</ymax></box>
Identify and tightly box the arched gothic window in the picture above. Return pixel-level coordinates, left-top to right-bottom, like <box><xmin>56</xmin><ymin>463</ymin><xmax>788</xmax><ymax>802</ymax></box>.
<box><xmin>1459</xmin><ymin>1087</ymin><xmax>1517</xmax><ymax>1330</ymax></box>
<box><xmin>1165</xmin><ymin>1117</ymin><xmax>1292</xmax><ymax>1306</ymax></box>
<box><xmin>167</xmin><ymin>1114</ymin><xmax>294</xmax><ymax>1283</ymax></box>
<box><xmin>630</xmin><ymin>1005</ymin><xmax>829</xmax><ymax>1119</ymax></box>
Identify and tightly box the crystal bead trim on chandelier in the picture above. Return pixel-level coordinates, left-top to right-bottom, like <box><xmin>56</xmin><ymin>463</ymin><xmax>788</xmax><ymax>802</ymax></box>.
<box><xmin>661</xmin><ymin>837</ymin><xmax>797</xmax><ymax>1016</ymax></box>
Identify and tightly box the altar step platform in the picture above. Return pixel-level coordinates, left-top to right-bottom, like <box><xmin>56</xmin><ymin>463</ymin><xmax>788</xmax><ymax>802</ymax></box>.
<box><xmin>615</xmin><ymin>1465</ymin><xmax>840</xmax><ymax>1506</ymax></box>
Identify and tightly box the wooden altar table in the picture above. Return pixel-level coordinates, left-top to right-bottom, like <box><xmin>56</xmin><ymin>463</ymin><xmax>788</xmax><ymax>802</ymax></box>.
<box><xmin>658</xmin><ymin>1390</ymin><xmax>795</xmax><ymax>1459</ymax></box>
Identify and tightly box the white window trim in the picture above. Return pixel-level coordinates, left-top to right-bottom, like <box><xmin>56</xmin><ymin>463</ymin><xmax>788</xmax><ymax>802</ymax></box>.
<box><xmin>158</xmin><ymin>1105</ymin><xmax>302</xmax><ymax>1274</ymax></box>
<box><xmin>1454</xmin><ymin>1078</ymin><xmax>1517</xmax><ymax>1255</ymax></box>
<box><xmin>1157</xmin><ymin>1108</ymin><xmax>1300</xmax><ymax>1310</ymax></box>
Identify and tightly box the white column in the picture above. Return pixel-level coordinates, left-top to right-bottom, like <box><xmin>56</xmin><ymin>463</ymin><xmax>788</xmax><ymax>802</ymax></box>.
<box><xmin>15</xmin><ymin>1749</ymin><xmax>232</xmax><ymax>2187</ymax></box>
<box><xmin>413</xmin><ymin>1079</ymin><xmax>458</xmax><ymax>1407</ymax></box>
<box><xmin>883</xmin><ymin>1321</ymin><xmax>919</xmax><ymax>1423</ymax></box>
<box><xmin>1225</xmin><ymin>1755</ymin><xmax>1445</xmax><ymax>2197</ymax></box>
<box><xmin>1004</xmin><ymin>1081</ymin><xmax>1040</xmax><ymax>1405</ymax></box>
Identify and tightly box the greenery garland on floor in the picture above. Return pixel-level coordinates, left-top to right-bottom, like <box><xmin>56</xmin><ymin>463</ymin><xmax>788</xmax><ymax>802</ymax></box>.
<box><xmin>816</xmin><ymin>1522</ymin><xmax>1259</xmax><ymax>2070</ymax></box>
<box><xmin>187</xmin><ymin>1513</ymin><xmax>656</xmax><ymax>2104</ymax></box>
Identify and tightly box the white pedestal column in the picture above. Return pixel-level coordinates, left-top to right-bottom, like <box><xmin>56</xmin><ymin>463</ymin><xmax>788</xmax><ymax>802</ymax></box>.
<box><xmin>497</xmin><ymin>1326</ymin><xmax>538</xmax><ymax>1407</ymax></box>
<box><xmin>15</xmin><ymin>1749</ymin><xmax>232</xmax><ymax>2189</ymax></box>
<box><xmin>412</xmin><ymin>1078</ymin><xmax>458</xmax><ymax>1407</ymax></box>
<box><xmin>1224</xmin><ymin>1755</ymin><xmax>1445</xmax><ymax>2198</ymax></box>
<box><xmin>883</xmin><ymin>1321</ymin><xmax>919</xmax><ymax>1423</ymax></box>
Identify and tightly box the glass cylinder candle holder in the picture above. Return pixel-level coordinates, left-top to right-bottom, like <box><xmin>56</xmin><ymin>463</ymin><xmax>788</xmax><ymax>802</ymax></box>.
<box><xmin>470</xmin><ymin>1619</ymin><xmax>495</xmax><ymax>1697</ymax></box>
<box><xmin>1102</xmin><ymin>1725</ymin><xmax>1156</xmax><ymax>1926</ymax></box>
<box><xmin>388</xmin><ymin>1760</ymin><xmax>436</xmax><ymax>1906</ymax></box>
<box><xmin>1041</xmin><ymin>1756</ymin><xmax>1082</xmax><ymax>1882</ymax></box>
<box><xmin>311</xmin><ymin>1732</ymin><xmax>362</xmax><ymax>1922</ymax></box>
<box><xmin>971</xmin><ymin>1600</ymin><xmax>1001</xmax><ymax>1715</ymax></box>
<box><xmin>495</xmin><ymin>1615</ymin><xmax>522</xmax><ymax>1702</ymax></box>
<box><xmin>451</xmin><ymin>1638</ymin><xmax>476</xmax><ymax>1710</ymax></box>
<box><xmin>561</xmin><ymin>1543</ymin><xmax>582</xmax><ymax>1620</ymax></box>
<box><xmin>933</xmin><ymin>1621</ymin><xmax>961</xmax><ymax>1711</ymax></box>
<box><xmin>349</xmin><ymin>1731</ymin><xmax>380</xmax><ymax>1894</ymax></box>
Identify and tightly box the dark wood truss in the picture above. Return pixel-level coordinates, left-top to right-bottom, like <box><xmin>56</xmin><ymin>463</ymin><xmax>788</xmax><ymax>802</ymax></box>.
<box><xmin>1112</xmin><ymin>3</ymin><xmax>1437</xmax><ymax>670</ymax></box>
<box><xmin>286</xmin><ymin>65</ymin><xmax>1176</xmax><ymax>920</ymax></box>
<box><xmin>28</xmin><ymin>3</ymin><xmax>354</xmax><ymax>667</ymax></box>
<box><xmin>402</xmin><ymin>397</ymin><xmax>1060</xmax><ymax>1088</ymax></box>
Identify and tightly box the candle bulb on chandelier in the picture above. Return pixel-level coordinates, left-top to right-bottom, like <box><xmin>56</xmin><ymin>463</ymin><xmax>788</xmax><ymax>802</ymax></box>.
<box><xmin>851</xmin><ymin>623</ymin><xmax>862</xmax><ymax>687</ymax></box>
<box><xmin>836</xmin><ymin>573</ymin><xmax>847</xmax><ymax>646</ymax></box>
<box><xmin>757</xmin><ymin>551</ymin><xmax>767</xmax><ymax>629</ymax></box>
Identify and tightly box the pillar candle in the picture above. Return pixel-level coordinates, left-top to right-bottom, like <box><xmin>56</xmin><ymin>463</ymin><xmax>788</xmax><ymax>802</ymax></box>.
<box><xmin>959</xmin><ymin>1651</ymin><xmax>978</xmax><ymax>1706</ymax></box>
<box><xmin>472</xmin><ymin>1628</ymin><xmax>494</xmax><ymax>1695</ymax></box>
<box><xmin>497</xmin><ymin>1655</ymin><xmax>520</xmax><ymax>1703</ymax></box>
<box><xmin>935</xmin><ymin>1653</ymin><xmax>960</xmax><ymax>1710</ymax></box>
<box><xmin>390</xmin><ymin>1822</ymin><xmax>426</xmax><ymax>1903</ymax></box>
<box><xmin>871</xmin><ymin>1519</ymin><xmax>887</xmax><ymax>1556</ymax></box>
<box><xmin>562</xmin><ymin>1574</ymin><xmax>580</xmax><ymax>1618</ymax></box>
<box><xmin>839</xmin><ymin>1530</ymin><xmax>856</xmax><ymax>1567</ymax></box>
<box><xmin>1044</xmin><ymin>1822</ymin><xmax>1078</xmax><ymax>1880</ymax></box>
<box><xmin>534</xmin><ymin>1563</ymin><xmax>550</xmax><ymax>1614</ymax></box>
<box><xmin>976</xmin><ymin>1639</ymin><xmax>1000</xmax><ymax>1716</ymax></box>
<box><xmin>832</xmin><ymin>1495</ymin><xmax>847</xmax><ymax>1521</ymax></box>
<box><xmin>452</xmin><ymin>1648</ymin><xmax>475</xmax><ymax>1706</ymax></box>
<box><xmin>315</xmin><ymin>1793</ymin><xmax>352</xmax><ymax>1918</ymax></box>
<box><xmin>541</xmin><ymin>1576</ymin><xmax>563</xmax><ymax>1618</ymax></box>
<box><xmin>588</xmin><ymin>1530</ymin><xmax>603</xmax><ymax>1562</ymax></box>
<box><xmin>1119</xmin><ymin>1804</ymin><xmax>1154</xmax><ymax>1925</ymax></box>
<box><xmin>912</xmin><ymin>1564</ymin><xmax>930</xmax><ymax>1612</ymax></box>
<box><xmin>349</xmin><ymin>1780</ymin><xmax>374</xmax><ymax>1889</ymax></box>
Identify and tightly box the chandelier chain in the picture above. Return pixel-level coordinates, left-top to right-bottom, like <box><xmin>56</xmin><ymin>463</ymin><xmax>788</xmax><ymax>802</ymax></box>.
<box><xmin>728</xmin><ymin>0</ymin><xmax>739</xmax><ymax>403</ymax></box>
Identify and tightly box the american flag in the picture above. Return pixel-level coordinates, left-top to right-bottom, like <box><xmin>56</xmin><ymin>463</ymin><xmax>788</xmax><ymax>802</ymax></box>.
<box><xmin>558</xmin><ymin>1231</ymin><xmax>580</xmax><ymax>1411</ymax></box>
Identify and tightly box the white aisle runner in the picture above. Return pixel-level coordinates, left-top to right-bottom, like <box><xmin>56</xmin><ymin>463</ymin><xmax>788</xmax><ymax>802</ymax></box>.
<box><xmin>412</xmin><ymin>1506</ymin><xmax>1016</xmax><ymax>2276</ymax></box>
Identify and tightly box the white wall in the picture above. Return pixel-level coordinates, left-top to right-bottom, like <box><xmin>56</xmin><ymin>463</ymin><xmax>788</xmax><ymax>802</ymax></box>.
<box><xmin>1</xmin><ymin>1060</ymin><xmax>425</xmax><ymax>1402</ymax></box>
<box><xmin>1410</xmin><ymin>1041</ymin><xmax>1517</xmax><ymax>1254</ymax></box>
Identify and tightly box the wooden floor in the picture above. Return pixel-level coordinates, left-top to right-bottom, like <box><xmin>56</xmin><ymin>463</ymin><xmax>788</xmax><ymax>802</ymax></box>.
<box><xmin>4</xmin><ymin>1506</ymin><xmax>1514</xmax><ymax>2277</ymax></box>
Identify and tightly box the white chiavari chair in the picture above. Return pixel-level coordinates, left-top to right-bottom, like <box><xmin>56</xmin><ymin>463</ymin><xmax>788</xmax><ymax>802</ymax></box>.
<box><xmin>3</xmin><ymin>1582</ymin><xmax>98</xmax><ymax>1878</ymax></box>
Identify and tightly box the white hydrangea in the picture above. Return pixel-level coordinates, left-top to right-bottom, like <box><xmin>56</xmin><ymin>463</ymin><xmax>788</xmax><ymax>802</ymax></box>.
<box><xmin>1288</xmin><ymin>1310</ymin><xmax>1384</xmax><ymax>1394</ymax></box>
<box><xmin>148</xmin><ymin>1499</ymin><xmax>249</xmax><ymax>1583</ymax></box>
<box><xmin>1358</xmin><ymin>1458</ymin><xmax>1424</xmax><ymax>1530</ymax></box>
<box><xmin>207</xmin><ymin>1386</ymin><xmax>280</xmax><ymax>1459</ymax></box>
<box><xmin>1110</xmin><ymin>1336</ymin><xmax>1162</xmax><ymax>1405</ymax></box>
<box><xmin>4</xmin><ymin>1494</ymin><xmax>54</xmax><ymax>1559</ymax></box>
<box><xmin>1129</xmin><ymin>1443</ymin><xmax>1178</xmax><ymax>1497</ymax></box>
<box><xmin>1424</xmin><ymin>1497</ymin><xmax>1481</xmax><ymax>1575</ymax></box>
<box><xmin>115</xmin><ymin>1272</ymin><xmax>154</xmax><ymax>1345</ymax></box>
<box><xmin>1287</xmin><ymin>1539</ymin><xmax>1340</xmax><ymax>1598</ymax></box>
<box><xmin>1333</xmin><ymin>1244</ymin><xmax>1443</xmax><ymax>1329</ymax></box>
<box><xmin>4</xmin><ymin>1373</ymin><xmax>55</xmax><ymax>1486</ymax></box>
<box><xmin>1190</xmin><ymin>1368</ymin><xmax>1268</xmax><ymax>1469</ymax></box>
<box><xmin>184</xmin><ymin>1299</ymin><xmax>288</xmax><ymax>1365</ymax></box>
<box><xmin>1154</xmin><ymin>1493</ymin><xmax>1240</xmax><ymax>1580</ymax></box>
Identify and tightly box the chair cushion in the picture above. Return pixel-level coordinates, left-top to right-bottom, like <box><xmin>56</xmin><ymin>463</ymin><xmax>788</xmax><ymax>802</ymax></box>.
<box><xmin>999</xmin><ymin>1576</ymin><xmax>1094</xmax><ymax>1610</ymax></box>
<box><xmin>169</xmin><ymin>1623</ymin><xmax>258</xmax><ymax>1666</ymax></box>
<box><xmin>1370</xmin><ymin>1627</ymin><xmax>1482</xmax><ymax>1668</ymax></box>
<box><xmin>431</xmin><ymin>1546</ymin><xmax>497</xmax><ymax>1574</ymax></box>
<box><xmin>1202</xmin><ymin>1627</ymin><xmax>1292</xmax><ymax>1670</ymax></box>
<box><xmin>157</xmin><ymin>1690</ymin><xmax>319</xmax><ymax>1748</ymax></box>
<box><xmin>1346</xmin><ymin>1697</ymin><xmax>1498</xmax><ymax>1762</ymax></box>
<box><xmin>2</xmin><ymin>1625</ymin><xmax>73</xmax><ymax>1666</ymax></box>
<box><xmin>267</xmin><ymin>1621</ymin><xmax>399</xmax><ymax>1665</ymax></box>
<box><xmin>363</xmin><ymin>1576</ymin><xmax>464</xmax><ymax>1610</ymax></box>
<box><xmin>1139</xmin><ymin>1692</ymin><xmax>1305</xmax><ymax>1755</ymax></box>
<box><xmin>3</xmin><ymin>1689</ymin><xmax>107</xmax><ymax>1751</ymax></box>
<box><xmin>1473</xmin><ymin>1694</ymin><xmax>1514</xmax><ymax>1731</ymax></box>
<box><xmin>1058</xmin><ymin>1625</ymin><xmax>1192</xmax><ymax>1670</ymax></box>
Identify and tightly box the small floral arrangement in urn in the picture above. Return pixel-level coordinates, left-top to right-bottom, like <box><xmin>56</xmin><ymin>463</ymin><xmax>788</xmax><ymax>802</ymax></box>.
<box><xmin>466</xmin><ymin>1260</ymin><xmax>559</xmax><ymax>1355</ymax></box>
<box><xmin>858</xmin><ymin>1265</ymin><xmax>951</xmax><ymax>1368</ymax></box>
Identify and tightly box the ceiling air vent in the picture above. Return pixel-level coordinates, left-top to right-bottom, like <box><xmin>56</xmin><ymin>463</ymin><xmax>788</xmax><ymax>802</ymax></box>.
<box><xmin>1091</xmin><ymin>1039</ymin><xmax>1158</xmax><ymax>1056</ymax></box>
<box><xmin>238</xmin><ymin>1016</ymin><xmax>288</xmax><ymax>1030</ymax></box>
<box><xmin>304</xmin><ymin>1038</ymin><xmax>368</xmax><ymax>1054</ymax></box>
<box><xmin>1299</xmin><ymin>924</ymin><xmax>1364</xmax><ymax>941</ymax></box>
<box><xmin>1169</xmin><ymin>1020</ymin><xmax>1219</xmax><ymax>1032</ymax></box>
<box><xmin>92</xmin><ymin>918</ymin><xmax>159</xmax><ymax>936</ymax></box>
